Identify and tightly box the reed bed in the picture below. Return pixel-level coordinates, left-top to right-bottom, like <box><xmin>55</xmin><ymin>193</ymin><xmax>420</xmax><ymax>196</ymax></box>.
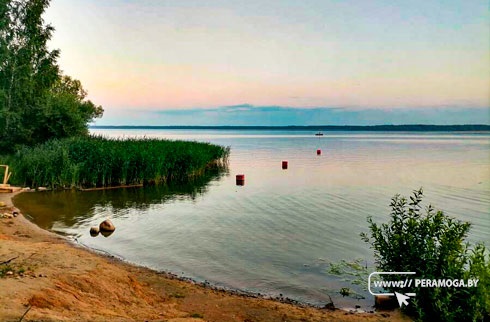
<box><xmin>1</xmin><ymin>136</ymin><xmax>229</xmax><ymax>189</ymax></box>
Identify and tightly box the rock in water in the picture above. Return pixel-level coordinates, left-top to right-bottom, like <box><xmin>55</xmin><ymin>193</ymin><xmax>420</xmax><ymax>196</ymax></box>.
<box><xmin>100</xmin><ymin>230</ymin><xmax>114</xmax><ymax>238</ymax></box>
<box><xmin>90</xmin><ymin>226</ymin><xmax>100</xmax><ymax>237</ymax></box>
<box><xmin>99</xmin><ymin>219</ymin><xmax>116</xmax><ymax>232</ymax></box>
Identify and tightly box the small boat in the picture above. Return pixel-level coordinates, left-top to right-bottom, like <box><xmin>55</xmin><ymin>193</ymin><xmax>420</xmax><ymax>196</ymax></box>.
<box><xmin>315</xmin><ymin>132</ymin><xmax>324</xmax><ymax>136</ymax></box>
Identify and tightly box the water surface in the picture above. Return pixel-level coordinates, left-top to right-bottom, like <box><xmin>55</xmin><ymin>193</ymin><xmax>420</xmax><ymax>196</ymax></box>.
<box><xmin>15</xmin><ymin>130</ymin><xmax>490</xmax><ymax>308</ymax></box>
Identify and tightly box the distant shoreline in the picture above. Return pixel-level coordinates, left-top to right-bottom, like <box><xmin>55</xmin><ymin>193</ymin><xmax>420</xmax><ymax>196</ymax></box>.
<box><xmin>91</xmin><ymin>124</ymin><xmax>490</xmax><ymax>132</ymax></box>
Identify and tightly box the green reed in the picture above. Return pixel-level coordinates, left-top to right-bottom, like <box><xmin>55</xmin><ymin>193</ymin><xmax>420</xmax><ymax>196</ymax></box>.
<box><xmin>1</xmin><ymin>136</ymin><xmax>229</xmax><ymax>189</ymax></box>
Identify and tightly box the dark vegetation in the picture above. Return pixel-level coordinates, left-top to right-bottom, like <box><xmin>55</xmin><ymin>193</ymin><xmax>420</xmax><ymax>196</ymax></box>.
<box><xmin>0</xmin><ymin>0</ymin><xmax>228</xmax><ymax>188</ymax></box>
<box><xmin>361</xmin><ymin>189</ymin><xmax>489</xmax><ymax>321</ymax></box>
<box><xmin>0</xmin><ymin>0</ymin><xmax>103</xmax><ymax>153</ymax></box>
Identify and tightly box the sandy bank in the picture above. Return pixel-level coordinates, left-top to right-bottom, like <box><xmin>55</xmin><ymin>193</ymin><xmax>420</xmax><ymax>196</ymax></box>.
<box><xmin>0</xmin><ymin>192</ymin><xmax>410</xmax><ymax>321</ymax></box>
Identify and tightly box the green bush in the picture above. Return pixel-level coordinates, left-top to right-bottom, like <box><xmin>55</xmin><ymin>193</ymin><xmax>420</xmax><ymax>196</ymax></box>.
<box><xmin>361</xmin><ymin>188</ymin><xmax>489</xmax><ymax>321</ymax></box>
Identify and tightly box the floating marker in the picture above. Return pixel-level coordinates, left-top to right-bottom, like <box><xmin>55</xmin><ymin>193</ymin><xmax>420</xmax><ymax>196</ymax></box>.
<box><xmin>282</xmin><ymin>161</ymin><xmax>288</xmax><ymax>169</ymax></box>
<box><xmin>236</xmin><ymin>174</ymin><xmax>245</xmax><ymax>186</ymax></box>
<box><xmin>317</xmin><ymin>149</ymin><xmax>322</xmax><ymax>155</ymax></box>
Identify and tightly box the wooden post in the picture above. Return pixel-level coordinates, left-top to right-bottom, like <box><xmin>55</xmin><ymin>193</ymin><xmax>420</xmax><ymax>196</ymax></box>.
<box><xmin>0</xmin><ymin>165</ymin><xmax>11</xmax><ymax>187</ymax></box>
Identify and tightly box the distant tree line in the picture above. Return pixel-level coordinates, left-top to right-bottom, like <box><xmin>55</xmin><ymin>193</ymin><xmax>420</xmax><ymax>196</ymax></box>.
<box><xmin>0</xmin><ymin>0</ymin><xmax>103</xmax><ymax>153</ymax></box>
<box><xmin>92</xmin><ymin>124</ymin><xmax>490</xmax><ymax>131</ymax></box>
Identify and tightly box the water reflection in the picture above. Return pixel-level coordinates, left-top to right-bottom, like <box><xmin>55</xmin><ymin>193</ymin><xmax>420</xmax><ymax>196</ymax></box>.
<box><xmin>100</xmin><ymin>230</ymin><xmax>114</xmax><ymax>238</ymax></box>
<box><xmin>14</xmin><ymin>165</ymin><xmax>227</xmax><ymax>231</ymax></box>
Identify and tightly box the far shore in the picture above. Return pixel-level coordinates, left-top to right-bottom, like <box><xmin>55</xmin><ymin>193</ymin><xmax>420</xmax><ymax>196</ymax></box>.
<box><xmin>90</xmin><ymin>124</ymin><xmax>490</xmax><ymax>132</ymax></box>
<box><xmin>0</xmin><ymin>191</ymin><xmax>410</xmax><ymax>322</ymax></box>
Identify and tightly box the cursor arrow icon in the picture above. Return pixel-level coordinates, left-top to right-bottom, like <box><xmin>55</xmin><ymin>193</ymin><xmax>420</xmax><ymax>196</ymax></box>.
<box><xmin>395</xmin><ymin>292</ymin><xmax>410</xmax><ymax>307</ymax></box>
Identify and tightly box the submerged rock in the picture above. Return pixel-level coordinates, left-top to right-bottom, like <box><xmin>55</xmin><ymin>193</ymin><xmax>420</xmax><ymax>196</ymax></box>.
<box><xmin>90</xmin><ymin>226</ymin><xmax>100</xmax><ymax>237</ymax></box>
<box><xmin>99</xmin><ymin>219</ymin><xmax>116</xmax><ymax>232</ymax></box>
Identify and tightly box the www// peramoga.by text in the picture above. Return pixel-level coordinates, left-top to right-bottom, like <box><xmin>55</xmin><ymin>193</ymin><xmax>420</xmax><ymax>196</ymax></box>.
<box><xmin>372</xmin><ymin>279</ymin><xmax>479</xmax><ymax>288</ymax></box>
<box><xmin>415</xmin><ymin>279</ymin><xmax>479</xmax><ymax>288</ymax></box>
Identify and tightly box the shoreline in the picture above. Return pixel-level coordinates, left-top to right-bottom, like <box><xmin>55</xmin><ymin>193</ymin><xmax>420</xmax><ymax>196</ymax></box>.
<box><xmin>90</xmin><ymin>124</ymin><xmax>490</xmax><ymax>132</ymax></box>
<box><xmin>1</xmin><ymin>191</ymin><xmax>410</xmax><ymax>321</ymax></box>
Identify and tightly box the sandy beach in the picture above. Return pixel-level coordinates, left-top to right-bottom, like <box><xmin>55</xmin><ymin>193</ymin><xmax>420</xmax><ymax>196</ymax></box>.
<box><xmin>0</xmin><ymin>191</ymin><xmax>410</xmax><ymax>322</ymax></box>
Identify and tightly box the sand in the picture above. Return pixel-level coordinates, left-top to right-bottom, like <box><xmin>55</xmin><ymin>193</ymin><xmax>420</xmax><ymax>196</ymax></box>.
<box><xmin>0</xmin><ymin>192</ymin><xmax>410</xmax><ymax>321</ymax></box>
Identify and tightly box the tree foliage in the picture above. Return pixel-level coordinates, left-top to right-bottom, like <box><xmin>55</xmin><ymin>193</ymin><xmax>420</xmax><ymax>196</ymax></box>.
<box><xmin>0</xmin><ymin>0</ymin><xmax>102</xmax><ymax>153</ymax></box>
<box><xmin>361</xmin><ymin>189</ymin><xmax>489</xmax><ymax>321</ymax></box>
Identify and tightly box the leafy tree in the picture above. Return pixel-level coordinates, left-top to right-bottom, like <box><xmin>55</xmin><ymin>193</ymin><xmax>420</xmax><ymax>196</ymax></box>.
<box><xmin>41</xmin><ymin>75</ymin><xmax>103</xmax><ymax>141</ymax></box>
<box><xmin>0</xmin><ymin>0</ymin><xmax>102</xmax><ymax>152</ymax></box>
<box><xmin>361</xmin><ymin>188</ymin><xmax>489</xmax><ymax>321</ymax></box>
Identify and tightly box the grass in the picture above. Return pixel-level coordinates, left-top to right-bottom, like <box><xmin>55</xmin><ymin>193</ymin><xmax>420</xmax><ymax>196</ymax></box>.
<box><xmin>1</xmin><ymin>135</ymin><xmax>229</xmax><ymax>189</ymax></box>
<box><xmin>0</xmin><ymin>265</ymin><xmax>14</xmax><ymax>278</ymax></box>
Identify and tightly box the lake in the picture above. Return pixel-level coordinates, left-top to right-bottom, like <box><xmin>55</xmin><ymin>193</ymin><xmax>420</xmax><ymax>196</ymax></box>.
<box><xmin>14</xmin><ymin>129</ymin><xmax>490</xmax><ymax>309</ymax></box>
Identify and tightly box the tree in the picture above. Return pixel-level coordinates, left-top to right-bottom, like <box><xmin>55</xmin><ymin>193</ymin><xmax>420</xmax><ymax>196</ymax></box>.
<box><xmin>41</xmin><ymin>75</ymin><xmax>103</xmax><ymax>141</ymax></box>
<box><xmin>0</xmin><ymin>0</ymin><xmax>102</xmax><ymax>153</ymax></box>
<box><xmin>361</xmin><ymin>189</ymin><xmax>489</xmax><ymax>321</ymax></box>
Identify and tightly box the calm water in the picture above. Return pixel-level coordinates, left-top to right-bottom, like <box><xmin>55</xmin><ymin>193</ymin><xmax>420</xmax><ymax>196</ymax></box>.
<box><xmin>15</xmin><ymin>130</ymin><xmax>490</xmax><ymax>308</ymax></box>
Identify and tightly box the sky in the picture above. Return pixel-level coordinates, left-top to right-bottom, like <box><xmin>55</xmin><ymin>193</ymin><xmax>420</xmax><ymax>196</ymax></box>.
<box><xmin>44</xmin><ymin>0</ymin><xmax>490</xmax><ymax>125</ymax></box>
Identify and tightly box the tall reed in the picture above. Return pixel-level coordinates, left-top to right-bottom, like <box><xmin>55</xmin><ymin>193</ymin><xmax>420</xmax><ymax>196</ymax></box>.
<box><xmin>1</xmin><ymin>136</ymin><xmax>229</xmax><ymax>189</ymax></box>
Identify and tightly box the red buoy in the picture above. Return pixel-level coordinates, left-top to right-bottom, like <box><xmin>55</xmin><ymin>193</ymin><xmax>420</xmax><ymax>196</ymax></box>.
<box><xmin>282</xmin><ymin>161</ymin><xmax>288</xmax><ymax>169</ymax></box>
<box><xmin>236</xmin><ymin>174</ymin><xmax>245</xmax><ymax>186</ymax></box>
<box><xmin>317</xmin><ymin>149</ymin><xmax>322</xmax><ymax>155</ymax></box>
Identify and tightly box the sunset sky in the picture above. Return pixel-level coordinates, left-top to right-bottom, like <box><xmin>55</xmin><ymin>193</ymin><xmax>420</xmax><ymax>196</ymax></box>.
<box><xmin>45</xmin><ymin>0</ymin><xmax>489</xmax><ymax>125</ymax></box>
